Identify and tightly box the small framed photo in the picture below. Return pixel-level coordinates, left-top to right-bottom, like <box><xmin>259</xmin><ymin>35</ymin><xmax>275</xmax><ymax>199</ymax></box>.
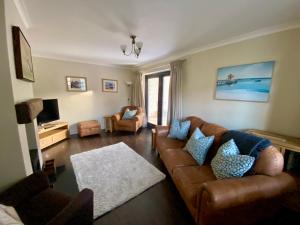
<box><xmin>102</xmin><ymin>79</ymin><xmax>118</xmax><ymax>92</ymax></box>
<box><xmin>66</xmin><ymin>76</ymin><xmax>87</xmax><ymax>92</ymax></box>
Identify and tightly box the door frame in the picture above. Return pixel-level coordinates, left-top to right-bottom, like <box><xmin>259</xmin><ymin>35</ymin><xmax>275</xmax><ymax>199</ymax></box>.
<box><xmin>145</xmin><ymin>70</ymin><xmax>170</xmax><ymax>127</ymax></box>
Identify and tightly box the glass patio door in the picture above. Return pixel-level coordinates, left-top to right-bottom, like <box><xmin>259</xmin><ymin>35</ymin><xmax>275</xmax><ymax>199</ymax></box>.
<box><xmin>145</xmin><ymin>71</ymin><xmax>170</xmax><ymax>127</ymax></box>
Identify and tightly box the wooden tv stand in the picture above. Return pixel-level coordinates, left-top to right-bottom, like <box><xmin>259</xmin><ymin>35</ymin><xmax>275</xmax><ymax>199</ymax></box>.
<box><xmin>38</xmin><ymin>122</ymin><xmax>69</xmax><ymax>150</ymax></box>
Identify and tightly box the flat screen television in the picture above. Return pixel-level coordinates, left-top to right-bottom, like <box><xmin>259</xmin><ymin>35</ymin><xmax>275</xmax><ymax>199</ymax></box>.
<box><xmin>37</xmin><ymin>99</ymin><xmax>60</xmax><ymax>125</ymax></box>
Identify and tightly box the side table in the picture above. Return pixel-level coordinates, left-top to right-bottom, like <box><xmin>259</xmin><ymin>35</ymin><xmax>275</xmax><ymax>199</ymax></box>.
<box><xmin>104</xmin><ymin>115</ymin><xmax>114</xmax><ymax>133</ymax></box>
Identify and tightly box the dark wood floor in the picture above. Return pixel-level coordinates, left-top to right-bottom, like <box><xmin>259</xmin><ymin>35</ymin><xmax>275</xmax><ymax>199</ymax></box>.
<box><xmin>43</xmin><ymin>128</ymin><xmax>300</xmax><ymax>225</ymax></box>
<box><xmin>43</xmin><ymin>128</ymin><xmax>195</xmax><ymax>225</ymax></box>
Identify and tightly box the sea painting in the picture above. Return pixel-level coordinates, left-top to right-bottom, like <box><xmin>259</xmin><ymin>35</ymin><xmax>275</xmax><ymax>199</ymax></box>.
<box><xmin>215</xmin><ymin>61</ymin><xmax>275</xmax><ymax>102</ymax></box>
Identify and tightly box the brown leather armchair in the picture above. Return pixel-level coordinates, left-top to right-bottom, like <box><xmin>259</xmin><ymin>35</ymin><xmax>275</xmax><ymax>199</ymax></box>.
<box><xmin>0</xmin><ymin>172</ymin><xmax>93</xmax><ymax>225</ymax></box>
<box><xmin>112</xmin><ymin>106</ymin><xmax>144</xmax><ymax>133</ymax></box>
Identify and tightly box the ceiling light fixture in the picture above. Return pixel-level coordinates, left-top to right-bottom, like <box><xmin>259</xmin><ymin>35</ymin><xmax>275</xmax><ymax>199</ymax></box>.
<box><xmin>120</xmin><ymin>35</ymin><xmax>143</xmax><ymax>58</ymax></box>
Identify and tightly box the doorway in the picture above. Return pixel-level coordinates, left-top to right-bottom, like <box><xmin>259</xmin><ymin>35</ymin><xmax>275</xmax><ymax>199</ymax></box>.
<box><xmin>145</xmin><ymin>71</ymin><xmax>170</xmax><ymax>127</ymax></box>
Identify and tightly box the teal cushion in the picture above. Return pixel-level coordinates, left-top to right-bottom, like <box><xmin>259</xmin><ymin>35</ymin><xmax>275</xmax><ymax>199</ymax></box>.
<box><xmin>168</xmin><ymin>119</ymin><xmax>191</xmax><ymax>140</ymax></box>
<box><xmin>185</xmin><ymin>128</ymin><xmax>214</xmax><ymax>165</ymax></box>
<box><xmin>211</xmin><ymin>139</ymin><xmax>255</xmax><ymax>179</ymax></box>
<box><xmin>122</xmin><ymin>109</ymin><xmax>137</xmax><ymax>120</ymax></box>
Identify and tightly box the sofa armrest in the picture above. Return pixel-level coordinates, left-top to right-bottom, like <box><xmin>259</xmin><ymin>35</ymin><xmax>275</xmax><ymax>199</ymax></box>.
<box><xmin>156</xmin><ymin>125</ymin><xmax>169</xmax><ymax>137</ymax></box>
<box><xmin>47</xmin><ymin>188</ymin><xmax>94</xmax><ymax>225</ymax></box>
<box><xmin>199</xmin><ymin>173</ymin><xmax>296</xmax><ymax>211</ymax></box>
<box><xmin>112</xmin><ymin>112</ymin><xmax>122</xmax><ymax>122</ymax></box>
<box><xmin>0</xmin><ymin>172</ymin><xmax>49</xmax><ymax>207</ymax></box>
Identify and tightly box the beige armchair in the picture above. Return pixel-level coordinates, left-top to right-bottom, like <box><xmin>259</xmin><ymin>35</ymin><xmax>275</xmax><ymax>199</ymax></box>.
<box><xmin>112</xmin><ymin>106</ymin><xmax>144</xmax><ymax>132</ymax></box>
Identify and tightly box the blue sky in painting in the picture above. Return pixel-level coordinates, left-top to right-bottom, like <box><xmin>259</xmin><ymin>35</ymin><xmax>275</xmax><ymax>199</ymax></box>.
<box><xmin>217</xmin><ymin>61</ymin><xmax>275</xmax><ymax>80</ymax></box>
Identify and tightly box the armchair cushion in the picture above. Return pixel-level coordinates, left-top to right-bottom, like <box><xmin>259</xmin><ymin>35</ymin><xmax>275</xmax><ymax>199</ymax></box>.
<box><xmin>122</xmin><ymin>109</ymin><xmax>137</xmax><ymax>120</ymax></box>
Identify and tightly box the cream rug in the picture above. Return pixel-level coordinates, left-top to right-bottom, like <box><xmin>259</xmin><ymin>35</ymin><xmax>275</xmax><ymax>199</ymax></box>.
<box><xmin>70</xmin><ymin>142</ymin><xmax>165</xmax><ymax>219</ymax></box>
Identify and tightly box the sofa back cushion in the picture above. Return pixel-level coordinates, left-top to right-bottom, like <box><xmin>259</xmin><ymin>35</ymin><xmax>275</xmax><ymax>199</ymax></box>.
<box><xmin>186</xmin><ymin>116</ymin><xmax>206</xmax><ymax>138</ymax></box>
<box><xmin>201</xmin><ymin>123</ymin><xmax>228</xmax><ymax>163</ymax></box>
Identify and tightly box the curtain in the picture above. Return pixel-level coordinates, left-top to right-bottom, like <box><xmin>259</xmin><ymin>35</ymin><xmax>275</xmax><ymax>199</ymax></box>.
<box><xmin>167</xmin><ymin>60</ymin><xmax>184</xmax><ymax>123</ymax></box>
<box><xmin>132</xmin><ymin>72</ymin><xmax>147</xmax><ymax>126</ymax></box>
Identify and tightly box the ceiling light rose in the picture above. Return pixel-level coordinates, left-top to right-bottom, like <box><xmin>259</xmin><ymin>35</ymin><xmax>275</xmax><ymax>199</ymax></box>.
<box><xmin>120</xmin><ymin>35</ymin><xmax>143</xmax><ymax>58</ymax></box>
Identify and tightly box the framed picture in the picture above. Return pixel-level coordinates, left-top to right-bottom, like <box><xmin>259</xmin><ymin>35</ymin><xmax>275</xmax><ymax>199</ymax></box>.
<box><xmin>66</xmin><ymin>76</ymin><xmax>87</xmax><ymax>92</ymax></box>
<box><xmin>102</xmin><ymin>79</ymin><xmax>118</xmax><ymax>92</ymax></box>
<box><xmin>12</xmin><ymin>26</ymin><xmax>35</xmax><ymax>82</ymax></box>
<box><xmin>215</xmin><ymin>61</ymin><xmax>275</xmax><ymax>102</ymax></box>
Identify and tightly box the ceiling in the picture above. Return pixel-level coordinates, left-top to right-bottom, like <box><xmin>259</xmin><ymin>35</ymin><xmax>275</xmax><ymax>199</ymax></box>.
<box><xmin>17</xmin><ymin>0</ymin><xmax>300</xmax><ymax>67</ymax></box>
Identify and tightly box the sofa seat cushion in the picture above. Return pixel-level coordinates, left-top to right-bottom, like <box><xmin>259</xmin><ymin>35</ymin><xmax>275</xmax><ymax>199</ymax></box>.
<box><xmin>173</xmin><ymin>165</ymin><xmax>216</xmax><ymax>208</ymax></box>
<box><xmin>160</xmin><ymin>148</ymin><xmax>197</xmax><ymax>174</ymax></box>
<box><xmin>17</xmin><ymin>189</ymin><xmax>71</xmax><ymax>225</ymax></box>
<box><xmin>156</xmin><ymin>136</ymin><xmax>186</xmax><ymax>154</ymax></box>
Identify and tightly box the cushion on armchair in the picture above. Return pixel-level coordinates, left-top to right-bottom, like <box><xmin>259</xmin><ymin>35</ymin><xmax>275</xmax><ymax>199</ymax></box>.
<box><xmin>122</xmin><ymin>109</ymin><xmax>137</xmax><ymax>120</ymax></box>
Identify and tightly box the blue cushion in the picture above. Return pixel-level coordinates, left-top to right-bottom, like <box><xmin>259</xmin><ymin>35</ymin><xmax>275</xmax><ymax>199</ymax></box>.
<box><xmin>211</xmin><ymin>139</ymin><xmax>255</xmax><ymax>179</ymax></box>
<box><xmin>168</xmin><ymin>119</ymin><xmax>191</xmax><ymax>140</ymax></box>
<box><xmin>122</xmin><ymin>109</ymin><xmax>137</xmax><ymax>120</ymax></box>
<box><xmin>185</xmin><ymin>128</ymin><xmax>214</xmax><ymax>165</ymax></box>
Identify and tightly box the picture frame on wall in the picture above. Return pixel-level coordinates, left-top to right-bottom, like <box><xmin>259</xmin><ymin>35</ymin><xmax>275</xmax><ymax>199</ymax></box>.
<box><xmin>12</xmin><ymin>26</ymin><xmax>35</xmax><ymax>82</ymax></box>
<box><xmin>66</xmin><ymin>76</ymin><xmax>87</xmax><ymax>92</ymax></box>
<box><xmin>215</xmin><ymin>61</ymin><xmax>275</xmax><ymax>102</ymax></box>
<box><xmin>102</xmin><ymin>79</ymin><xmax>118</xmax><ymax>92</ymax></box>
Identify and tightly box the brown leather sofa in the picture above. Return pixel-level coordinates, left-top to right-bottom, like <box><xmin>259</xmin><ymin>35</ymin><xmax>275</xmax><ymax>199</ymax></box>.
<box><xmin>0</xmin><ymin>172</ymin><xmax>93</xmax><ymax>225</ymax></box>
<box><xmin>112</xmin><ymin>105</ymin><xmax>144</xmax><ymax>132</ymax></box>
<box><xmin>156</xmin><ymin>116</ymin><xmax>297</xmax><ymax>225</ymax></box>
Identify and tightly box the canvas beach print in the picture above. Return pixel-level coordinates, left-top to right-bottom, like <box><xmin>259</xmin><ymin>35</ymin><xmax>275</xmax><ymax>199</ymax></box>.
<box><xmin>215</xmin><ymin>61</ymin><xmax>275</xmax><ymax>102</ymax></box>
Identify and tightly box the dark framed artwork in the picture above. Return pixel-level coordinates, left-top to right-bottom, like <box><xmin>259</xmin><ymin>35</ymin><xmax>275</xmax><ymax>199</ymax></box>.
<box><xmin>66</xmin><ymin>76</ymin><xmax>87</xmax><ymax>92</ymax></box>
<box><xmin>12</xmin><ymin>26</ymin><xmax>35</xmax><ymax>82</ymax></box>
<box><xmin>102</xmin><ymin>79</ymin><xmax>118</xmax><ymax>92</ymax></box>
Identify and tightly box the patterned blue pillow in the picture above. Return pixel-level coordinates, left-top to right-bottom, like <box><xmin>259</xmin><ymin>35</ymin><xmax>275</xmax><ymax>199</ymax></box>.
<box><xmin>185</xmin><ymin>128</ymin><xmax>214</xmax><ymax>165</ymax></box>
<box><xmin>211</xmin><ymin>139</ymin><xmax>255</xmax><ymax>179</ymax></box>
<box><xmin>122</xmin><ymin>109</ymin><xmax>137</xmax><ymax>120</ymax></box>
<box><xmin>168</xmin><ymin>119</ymin><xmax>191</xmax><ymax>140</ymax></box>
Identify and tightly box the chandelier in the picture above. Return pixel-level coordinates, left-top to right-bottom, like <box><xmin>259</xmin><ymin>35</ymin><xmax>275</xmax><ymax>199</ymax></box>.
<box><xmin>120</xmin><ymin>35</ymin><xmax>143</xmax><ymax>58</ymax></box>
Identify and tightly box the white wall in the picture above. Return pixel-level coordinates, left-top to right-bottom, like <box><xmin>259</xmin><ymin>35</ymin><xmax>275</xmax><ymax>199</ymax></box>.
<box><xmin>140</xmin><ymin>28</ymin><xmax>300</xmax><ymax>137</ymax></box>
<box><xmin>0</xmin><ymin>0</ymin><xmax>38</xmax><ymax>191</ymax></box>
<box><xmin>33</xmin><ymin>57</ymin><xmax>135</xmax><ymax>134</ymax></box>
